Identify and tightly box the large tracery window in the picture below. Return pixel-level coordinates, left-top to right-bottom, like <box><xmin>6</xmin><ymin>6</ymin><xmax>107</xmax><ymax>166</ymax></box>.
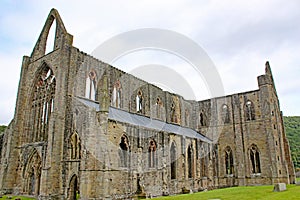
<box><xmin>29</xmin><ymin>65</ymin><xmax>55</xmax><ymax>142</ymax></box>
<box><xmin>148</xmin><ymin>139</ymin><xmax>157</xmax><ymax>168</ymax></box>
<box><xmin>249</xmin><ymin>144</ymin><xmax>261</xmax><ymax>174</ymax></box>
<box><xmin>245</xmin><ymin>100</ymin><xmax>255</xmax><ymax>121</ymax></box>
<box><xmin>85</xmin><ymin>70</ymin><xmax>96</xmax><ymax>100</ymax></box>
<box><xmin>225</xmin><ymin>146</ymin><xmax>234</xmax><ymax>175</ymax></box>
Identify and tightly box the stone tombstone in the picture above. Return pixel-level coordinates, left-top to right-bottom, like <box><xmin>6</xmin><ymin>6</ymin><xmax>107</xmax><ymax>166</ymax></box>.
<box><xmin>273</xmin><ymin>183</ymin><xmax>287</xmax><ymax>192</ymax></box>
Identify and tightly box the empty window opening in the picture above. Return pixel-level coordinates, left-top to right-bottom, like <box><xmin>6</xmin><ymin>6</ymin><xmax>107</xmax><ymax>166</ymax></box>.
<box><xmin>199</xmin><ymin>111</ymin><xmax>207</xmax><ymax>126</ymax></box>
<box><xmin>249</xmin><ymin>145</ymin><xmax>261</xmax><ymax>173</ymax></box>
<box><xmin>136</xmin><ymin>90</ymin><xmax>143</xmax><ymax>113</ymax></box>
<box><xmin>148</xmin><ymin>140</ymin><xmax>157</xmax><ymax>168</ymax></box>
<box><xmin>85</xmin><ymin>70</ymin><xmax>97</xmax><ymax>100</ymax></box>
<box><xmin>187</xmin><ymin>145</ymin><xmax>194</xmax><ymax>178</ymax></box>
<box><xmin>112</xmin><ymin>80</ymin><xmax>121</xmax><ymax>108</ymax></box>
<box><xmin>245</xmin><ymin>101</ymin><xmax>255</xmax><ymax>121</ymax></box>
<box><xmin>119</xmin><ymin>135</ymin><xmax>129</xmax><ymax>167</ymax></box>
<box><xmin>156</xmin><ymin>97</ymin><xmax>162</xmax><ymax>118</ymax></box>
<box><xmin>45</xmin><ymin>19</ymin><xmax>57</xmax><ymax>55</ymax></box>
<box><xmin>225</xmin><ymin>146</ymin><xmax>234</xmax><ymax>175</ymax></box>
<box><xmin>222</xmin><ymin>104</ymin><xmax>230</xmax><ymax>124</ymax></box>
<box><xmin>170</xmin><ymin>142</ymin><xmax>177</xmax><ymax>179</ymax></box>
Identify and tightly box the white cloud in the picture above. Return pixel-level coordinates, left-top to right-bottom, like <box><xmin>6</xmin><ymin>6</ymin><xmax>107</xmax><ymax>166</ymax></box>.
<box><xmin>0</xmin><ymin>0</ymin><xmax>299</xmax><ymax>124</ymax></box>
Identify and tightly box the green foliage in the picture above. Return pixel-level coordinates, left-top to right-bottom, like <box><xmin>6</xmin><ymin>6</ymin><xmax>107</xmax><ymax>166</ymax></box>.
<box><xmin>0</xmin><ymin>125</ymin><xmax>6</xmax><ymax>134</ymax></box>
<box><xmin>283</xmin><ymin>116</ymin><xmax>300</xmax><ymax>170</ymax></box>
<box><xmin>155</xmin><ymin>185</ymin><xmax>300</xmax><ymax>200</ymax></box>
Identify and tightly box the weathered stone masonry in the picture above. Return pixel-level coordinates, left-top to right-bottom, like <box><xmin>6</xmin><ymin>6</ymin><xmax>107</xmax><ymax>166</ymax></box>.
<box><xmin>0</xmin><ymin>9</ymin><xmax>295</xmax><ymax>199</ymax></box>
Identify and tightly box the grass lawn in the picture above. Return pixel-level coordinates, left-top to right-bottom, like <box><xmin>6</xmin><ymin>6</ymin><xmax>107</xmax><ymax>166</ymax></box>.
<box><xmin>0</xmin><ymin>196</ymin><xmax>35</xmax><ymax>200</ymax></box>
<box><xmin>154</xmin><ymin>185</ymin><xmax>300</xmax><ymax>200</ymax></box>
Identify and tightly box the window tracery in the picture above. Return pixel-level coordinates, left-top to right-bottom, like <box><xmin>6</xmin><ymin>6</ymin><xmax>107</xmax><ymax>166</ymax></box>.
<box><xmin>29</xmin><ymin>65</ymin><xmax>55</xmax><ymax>142</ymax></box>
<box><xmin>225</xmin><ymin>146</ymin><xmax>234</xmax><ymax>175</ymax></box>
<box><xmin>249</xmin><ymin>144</ymin><xmax>261</xmax><ymax>173</ymax></box>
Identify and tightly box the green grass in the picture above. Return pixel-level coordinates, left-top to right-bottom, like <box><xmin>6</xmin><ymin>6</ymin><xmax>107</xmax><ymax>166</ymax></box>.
<box><xmin>297</xmin><ymin>177</ymin><xmax>300</xmax><ymax>182</ymax></box>
<box><xmin>154</xmin><ymin>185</ymin><xmax>300</xmax><ymax>200</ymax></box>
<box><xmin>0</xmin><ymin>196</ymin><xmax>35</xmax><ymax>200</ymax></box>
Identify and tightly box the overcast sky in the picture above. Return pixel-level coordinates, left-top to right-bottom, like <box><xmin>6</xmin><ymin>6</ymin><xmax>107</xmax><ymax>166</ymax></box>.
<box><xmin>0</xmin><ymin>0</ymin><xmax>299</xmax><ymax>125</ymax></box>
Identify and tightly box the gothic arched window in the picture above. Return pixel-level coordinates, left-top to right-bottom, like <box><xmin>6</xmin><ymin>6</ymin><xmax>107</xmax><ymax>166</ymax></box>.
<box><xmin>222</xmin><ymin>104</ymin><xmax>230</xmax><ymax>124</ymax></box>
<box><xmin>136</xmin><ymin>90</ymin><xmax>143</xmax><ymax>113</ymax></box>
<box><xmin>119</xmin><ymin>134</ymin><xmax>130</xmax><ymax>167</ymax></box>
<box><xmin>148</xmin><ymin>139</ymin><xmax>157</xmax><ymax>168</ymax></box>
<box><xmin>187</xmin><ymin>144</ymin><xmax>194</xmax><ymax>178</ymax></box>
<box><xmin>199</xmin><ymin>111</ymin><xmax>207</xmax><ymax>127</ymax></box>
<box><xmin>112</xmin><ymin>80</ymin><xmax>121</xmax><ymax>108</ymax></box>
<box><xmin>29</xmin><ymin>64</ymin><xmax>55</xmax><ymax>143</ymax></box>
<box><xmin>249</xmin><ymin>144</ymin><xmax>261</xmax><ymax>173</ymax></box>
<box><xmin>170</xmin><ymin>142</ymin><xmax>177</xmax><ymax>179</ymax></box>
<box><xmin>156</xmin><ymin>97</ymin><xmax>162</xmax><ymax>118</ymax></box>
<box><xmin>70</xmin><ymin>131</ymin><xmax>81</xmax><ymax>159</ymax></box>
<box><xmin>245</xmin><ymin>100</ymin><xmax>255</xmax><ymax>121</ymax></box>
<box><xmin>225</xmin><ymin>146</ymin><xmax>234</xmax><ymax>175</ymax></box>
<box><xmin>85</xmin><ymin>70</ymin><xmax>96</xmax><ymax>101</ymax></box>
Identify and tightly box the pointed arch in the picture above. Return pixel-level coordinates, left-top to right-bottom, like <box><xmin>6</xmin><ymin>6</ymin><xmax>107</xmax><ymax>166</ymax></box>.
<box><xmin>222</xmin><ymin>104</ymin><xmax>230</xmax><ymax>124</ymax></box>
<box><xmin>68</xmin><ymin>174</ymin><xmax>79</xmax><ymax>200</ymax></box>
<box><xmin>112</xmin><ymin>79</ymin><xmax>122</xmax><ymax>108</ymax></box>
<box><xmin>187</xmin><ymin>144</ymin><xmax>194</xmax><ymax>178</ymax></box>
<box><xmin>70</xmin><ymin>131</ymin><xmax>81</xmax><ymax>159</ymax></box>
<box><xmin>27</xmin><ymin>63</ymin><xmax>56</xmax><ymax>143</ymax></box>
<box><xmin>170</xmin><ymin>141</ymin><xmax>177</xmax><ymax>179</ymax></box>
<box><xmin>85</xmin><ymin>69</ymin><xmax>97</xmax><ymax>100</ymax></box>
<box><xmin>136</xmin><ymin>90</ymin><xmax>144</xmax><ymax>113</ymax></box>
<box><xmin>225</xmin><ymin>146</ymin><xmax>234</xmax><ymax>175</ymax></box>
<box><xmin>249</xmin><ymin>144</ymin><xmax>261</xmax><ymax>174</ymax></box>
<box><xmin>199</xmin><ymin>111</ymin><xmax>207</xmax><ymax>126</ymax></box>
<box><xmin>156</xmin><ymin>97</ymin><xmax>163</xmax><ymax>118</ymax></box>
<box><xmin>245</xmin><ymin>100</ymin><xmax>255</xmax><ymax>121</ymax></box>
<box><xmin>119</xmin><ymin>134</ymin><xmax>130</xmax><ymax>167</ymax></box>
<box><xmin>148</xmin><ymin>139</ymin><xmax>157</xmax><ymax>168</ymax></box>
<box><xmin>45</xmin><ymin>17</ymin><xmax>56</xmax><ymax>55</ymax></box>
<box><xmin>23</xmin><ymin>149</ymin><xmax>42</xmax><ymax>195</ymax></box>
<box><xmin>31</xmin><ymin>8</ymin><xmax>72</xmax><ymax>60</ymax></box>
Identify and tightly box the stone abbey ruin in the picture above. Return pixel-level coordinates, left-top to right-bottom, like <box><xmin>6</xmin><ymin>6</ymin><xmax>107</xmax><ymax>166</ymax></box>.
<box><xmin>0</xmin><ymin>9</ymin><xmax>295</xmax><ymax>200</ymax></box>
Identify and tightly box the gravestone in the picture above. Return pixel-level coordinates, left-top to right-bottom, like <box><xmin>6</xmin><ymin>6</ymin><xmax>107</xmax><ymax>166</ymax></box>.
<box><xmin>273</xmin><ymin>183</ymin><xmax>286</xmax><ymax>192</ymax></box>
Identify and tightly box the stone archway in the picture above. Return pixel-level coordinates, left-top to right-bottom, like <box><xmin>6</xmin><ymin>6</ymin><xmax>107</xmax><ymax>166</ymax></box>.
<box><xmin>68</xmin><ymin>175</ymin><xmax>79</xmax><ymax>200</ymax></box>
<box><xmin>24</xmin><ymin>150</ymin><xmax>41</xmax><ymax>195</ymax></box>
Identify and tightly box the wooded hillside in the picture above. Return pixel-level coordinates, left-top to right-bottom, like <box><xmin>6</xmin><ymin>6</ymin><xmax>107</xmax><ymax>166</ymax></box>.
<box><xmin>283</xmin><ymin>116</ymin><xmax>300</xmax><ymax>170</ymax></box>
